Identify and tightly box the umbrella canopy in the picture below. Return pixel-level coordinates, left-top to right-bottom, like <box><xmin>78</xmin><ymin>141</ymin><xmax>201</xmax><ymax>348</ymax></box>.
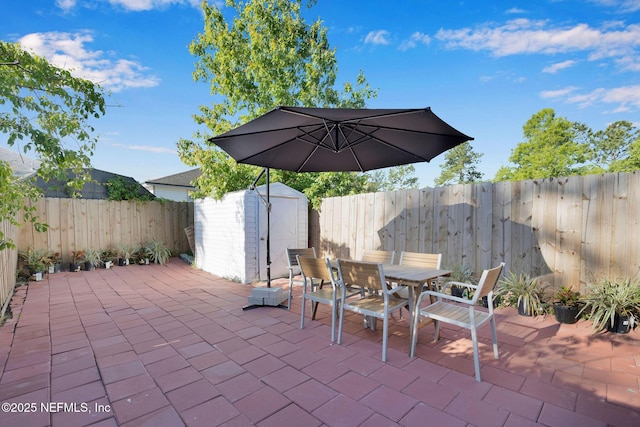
<box><xmin>209</xmin><ymin>106</ymin><xmax>473</xmax><ymax>172</ymax></box>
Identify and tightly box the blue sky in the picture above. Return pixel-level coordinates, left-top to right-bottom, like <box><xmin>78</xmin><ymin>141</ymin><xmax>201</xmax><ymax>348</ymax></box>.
<box><xmin>3</xmin><ymin>0</ymin><xmax>640</xmax><ymax>187</ymax></box>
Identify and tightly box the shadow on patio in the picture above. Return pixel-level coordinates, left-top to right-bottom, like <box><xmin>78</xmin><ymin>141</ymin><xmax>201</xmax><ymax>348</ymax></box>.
<box><xmin>0</xmin><ymin>259</ymin><xmax>639</xmax><ymax>426</ymax></box>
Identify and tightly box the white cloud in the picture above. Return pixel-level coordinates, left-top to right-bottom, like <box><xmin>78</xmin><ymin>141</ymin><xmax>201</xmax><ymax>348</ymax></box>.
<box><xmin>107</xmin><ymin>0</ymin><xmax>200</xmax><ymax>12</ymax></box>
<box><xmin>128</xmin><ymin>145</ymin><xmax>177</xmax><ymax>154</ymax></box>
<box><xmin>435</xmin><ymin>19</ymin><xmax>640</xmax><ymax>66</ymax></box>
<box><xmin>540</xmin><ymin>86</ymin><xmax>580</xmax><ymax>99</ymax></box>
<box><xmin>56</xmin><ymin>0</ymin><xmax>77</xmax><ymax>10</ymax></box>
<box><xmin>18</xmin><ymin>31</ymin><xmax>160</xmax><ymax>92</ymax></box>
<box><xmin>364</xmin><ymin>30</ymin><xmax>391</xmax><ymax>45</ymax></box>
<box><xmin>399</xmin><ymin>32</ymin><xmax>431</xmax><ymax>51</ymax></box>
<box><xmin>590</xmin><ymin>0</ymin><xmax>640</xmax><ymax>12</ymax></box>
<box><xmin>56</xmin><ymin>0</ymin><xmax>204</xmax><ymax>12</ymax></box>
<box><xmin>543</xmin><ymin>85</ymin><xmax>640</xmax><ymax>110</ymax></box>
<box><xmin>110</xmin><ymin>142</ymin><xmax>176</xmax><ymax>154</ymax></box>
<box><xmin>543</xmin><ymin>60</ymin><xmax>577</xmax><ymax>73</ymax></box>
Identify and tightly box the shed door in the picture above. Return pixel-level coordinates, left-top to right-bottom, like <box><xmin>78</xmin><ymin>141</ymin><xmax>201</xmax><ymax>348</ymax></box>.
<box><xmin>258</xmin><ymin>195</ymin><xmax>298</xmax><ymax>280</ymax></box>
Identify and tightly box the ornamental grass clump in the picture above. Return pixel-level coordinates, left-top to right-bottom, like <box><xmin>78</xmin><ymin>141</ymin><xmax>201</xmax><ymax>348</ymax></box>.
<box><xmin>578</xmin><ymin>277</ymin><xmax>640</xmax><ymax>332</ymax></box>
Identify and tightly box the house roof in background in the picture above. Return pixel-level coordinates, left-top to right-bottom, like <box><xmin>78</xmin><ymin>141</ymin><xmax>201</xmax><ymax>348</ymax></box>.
<box><xmin>0</xmin><ymin>146</ymin><xmax>41</xmax><ymax>179</ymax></box>
<box><xmin>145</xmin><ymin>168</ymin><xmax>201</xmax><ymax>187</ymax></box>
<box><xmin>36</xmin><ymin>168</ymin><xmax>154</xmax><ymax>199</ymax></box>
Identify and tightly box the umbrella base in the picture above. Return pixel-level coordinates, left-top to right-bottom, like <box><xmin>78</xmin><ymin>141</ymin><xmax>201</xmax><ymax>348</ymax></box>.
<box><xmin>243</xmin><ymin>286</ymin><xmax>288</xmax><ymax>310</ymax></box>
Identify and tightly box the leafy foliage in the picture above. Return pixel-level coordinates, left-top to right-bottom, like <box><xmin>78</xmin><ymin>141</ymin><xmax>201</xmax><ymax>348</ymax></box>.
<box><xmin>368</xmin><ymin>165</ymin><xmax>420</xmax><ymax>193</ymax></box>
<box><xmin>435</xmin><ymin>142</ymin><xmax>484</xmax><ymax>186</ymax></box>
<box><xmin>494</xmin><ymin>108</ymin><xmax>589</xmax><ymax>181</ymax></box>
<box><xmin>144</xmin><ymin>240</ymin><xmax>172</xmax><ymax>265</ymax></box>
<box><xmin>178</xmin><ymin>0</ymin><xmax>393</xmax><ymax>207</ymax></box>
<box><xmin>0</xmin><ymin>41</ymin><xmax>106</xmax><ymax>249</ymax></box>
<box><xmin>553</xmin><ymin>286</ymin><xmax>581</xmax><ymax>307</ymax></box>
<box><xmin>495</xmin><ymin>271</ymin><xmax>548</xmax><ymax>316</ymax></box>
<box><xmin>18</xmin><ymin>247</ymin><xmax>48</xmax><ymax>272</ymax></box>
<box><xmin>578</xmin><ymin>277</ymin><xmax>640</xmax><ymax>331</ymax></box>
<box><xmin>588</xmin><ymin>120</ymin><xmax>640</xmax><ymax>173</ymax></box>
<box><xmin>105</xmin><ymin>176</ymin><xmax>154</xmax><ymax>201</ymax></box>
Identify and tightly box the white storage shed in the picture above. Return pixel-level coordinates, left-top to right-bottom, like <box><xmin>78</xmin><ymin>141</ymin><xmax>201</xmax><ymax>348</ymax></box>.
<box><xmin>194</xmin><ymin>183</ymin><xmax>308</xmax><ymax>284</ymax></box>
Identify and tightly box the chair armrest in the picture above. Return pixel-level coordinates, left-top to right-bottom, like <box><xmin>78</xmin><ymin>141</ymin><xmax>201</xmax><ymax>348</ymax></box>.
<box><xmin>416</xmin><ymin>289</ymin><xmax>475</xmax><ymax>306</ymax></box>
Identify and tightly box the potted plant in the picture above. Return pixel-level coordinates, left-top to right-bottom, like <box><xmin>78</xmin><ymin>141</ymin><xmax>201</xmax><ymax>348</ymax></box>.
<box><xmin>132</xmin><ymin>246</ymin><xmax>149</xmax><ymax>265</ymax></box>
<box><xmin>101</xmin><ymin>248</ymin><xmax>116</xmax><ymax>269</ymax></box>
<box><xmin>18</xmin><ymin>247</ymin><xmax>48</xmax><ymax>281</ymax></box>
<box><xmin>117</xmin><ymin>244</ymin><xmax>132</xmax><ymax>266</ymax></box>
<box><xmin>144</xmin><ymin>240</ymin><xmax>172</xmax><ymax>265</ymax></box>
<box><xmin>70</xmin><ymin>250</ymin><xmax>84</xmax><ymax>272</ymax></box>
<box><xmin>495</xmin><ymin>271</ymin><xmax>548</xmax><ymax>316</ymax></box>
<box><xmin>46</xmin><ymin>251</ymin><xmax>62</xmax><ymax>274</ymax></box>
<box><xmin>445</xmin><ymin>264</ymin><xmax>477</xmax><ymax>298</ymax></box>
<box><xmin>552</xmin><ymin>286</ymin><xmax>582</xmax><ymax>324</ymax></box>
<box><xmin>579</xmin><ymin>277</ymin><xmax>640</xmax><ymax>334</ymax></box>
<box><xmin>83</xmin><ymin>249</ymin><xmax>101</xmax><ymax>271</ymax></box>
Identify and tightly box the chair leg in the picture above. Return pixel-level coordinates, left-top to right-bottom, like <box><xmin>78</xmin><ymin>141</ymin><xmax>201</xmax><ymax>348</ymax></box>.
<box><xmin>312</xmin><ymin>301</ymin><xmax>319</xmax><ymax>320</ymax></box>
<box><xmin>470</xmin><ymin>327</ymin><xmax>482</xmax><ymax>382</ymax></box>
<box><xmin>490</xmin><ymin>317</ymin><xmax>499</xmax><ymax>359</ymax></box>
<box><xmin>381</xmin><ymin>315</ymin><xmax>388</xmax><ymax>362</ymax></box>
<box><xmin>433</xmin><ymin>320</ymin><xmax>441</xmax><ymax>343</ymax></box>
<box><xmin>300</xmin><ymin>296</ymin><xmax>306</xmax><ymax>329</ymax></box>
<box><xmin>337</xmin><ymin>304</ymin><xmax>344</xmax><ymax>345</ymax></box>
<box><xmin>287</xmin><ymin>276</ymin><xmax>293</xmax><ymax>310</ymax></box>
<box><xmin>330</xmin><ymin>303</ymin><xmax>336</xmax><ymax>343</ymax></box>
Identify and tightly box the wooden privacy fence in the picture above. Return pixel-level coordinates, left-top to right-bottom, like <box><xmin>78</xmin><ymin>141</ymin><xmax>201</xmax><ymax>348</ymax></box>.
<box><xmin>1</xmin><ymin>220</ymin><xmax>18</xmax><ymax>310</ymax></box>
<box><xmin>18</xmin><ymin>198</ymin><xmax>194</xmax><ymax>264</ymax></box>
<box><xmin>310</xmin><ymin>171</ymin><xmax>640</xmax><ymax>291</ymax></box>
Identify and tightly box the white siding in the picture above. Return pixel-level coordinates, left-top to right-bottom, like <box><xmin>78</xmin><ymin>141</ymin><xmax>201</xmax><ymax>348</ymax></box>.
<box><xmin>150</xmin><ymin>185</ymin><xmax>192</xmax><ymax>202</ymax></box>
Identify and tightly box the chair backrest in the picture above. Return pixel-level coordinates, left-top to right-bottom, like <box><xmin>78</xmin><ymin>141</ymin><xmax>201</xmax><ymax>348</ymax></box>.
<box><xmin>472</xmin><ymin>263</ymin><xmax>505</xmax><ymax>303</ymax></box>
<box><xmin>398</xmin><ymin>251</ymin><xmax>442</xmax><ymax>269</ymax></box>
<box><xmin>287</xmin><ymin>248</ymin><xmax>317</xmax><ymax>268</ymax></box>
<box><xmin>361</xmin><ymin>249</ymin><xmax>395</xmax><ymax>265</ymax></box>
<box><xmin>337</xmin><ymin>260</ymin><xmax>386</xmax><ymax>293</ymax></box>
<box><xmin>297</xmin><ymin>256</ymin><xmax>334</xmax><ymax>283</ymax></box>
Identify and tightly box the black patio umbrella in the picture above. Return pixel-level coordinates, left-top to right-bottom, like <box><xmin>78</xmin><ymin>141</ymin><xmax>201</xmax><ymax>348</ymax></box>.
<box><xmin>208</xmin><ymin>106</ymin><xmax>473</xmax><ymax>303</ymax></box>
<box><xmin>210</xmin><ymin>106</ymin><xmax>472</xmax><ymax>173</ymax></box>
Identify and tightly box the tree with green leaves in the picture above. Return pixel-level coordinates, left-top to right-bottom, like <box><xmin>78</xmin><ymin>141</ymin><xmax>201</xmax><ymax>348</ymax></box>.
<box><xmin>0</xmin><ymin>41</ymin><xmax>106</xmax><ymax>249</ymax></box>
<box><xmin>494</xmin><ymin>108</ymin><xmax>589</xmax><ymax>181</ymax></box>
<box><xmin>178</xmin><ymin>0</ymin><xmax>381</xmax><ymax>208</ymax></box>
<box><xmin>369</xmin><ymin>165</ymin><xmax>419</xmax><ymax>192</ymax></box>
<box><xmin>588</xmin><ymin>120</ymin><xmax>640</xmax><ymax>173</ymax></box>
<box><xmin>434</xmin><ymin>141</ymin><xmax>484</xmax><ymax>186</ymax></box>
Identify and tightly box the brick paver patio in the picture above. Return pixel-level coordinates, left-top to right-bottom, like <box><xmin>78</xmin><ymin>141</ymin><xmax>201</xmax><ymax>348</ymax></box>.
<box><xmin>0</xmin><ymin>258</ymin><xmax>639</xmax><ymax>426</ymax></box>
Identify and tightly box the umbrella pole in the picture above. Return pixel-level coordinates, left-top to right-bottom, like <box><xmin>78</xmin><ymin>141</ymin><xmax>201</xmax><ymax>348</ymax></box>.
<box><xmin>243</xmin><ymin>167</ymin><xmax>287</xmax><ymax>310</ymax></box>
<box><xmin>266</xmin><ymin>167</ymin><xmax>271</xmax><ymax>288</ymax></box>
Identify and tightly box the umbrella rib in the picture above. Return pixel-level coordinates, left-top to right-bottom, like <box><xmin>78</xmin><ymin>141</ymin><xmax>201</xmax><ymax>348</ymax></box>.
<box><xmin>337</xmin><ymin>125</ymin><xmax>365</xmax><ymax>172</ymax></box>
<box><xmin>341</xmin><ymin>123</ymin><xmax>436</xmax><ymax>162</ymax></box>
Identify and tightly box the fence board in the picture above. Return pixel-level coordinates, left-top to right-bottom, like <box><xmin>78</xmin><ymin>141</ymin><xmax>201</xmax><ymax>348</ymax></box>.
<box><xmin>418</xmin><ymin>188</ymin><xmax>431</xmax><ymax>253</ymax></box>
<box><xmin>406</xmin><ymin>189</ymin><xmax>420</xmax><ymax>253</ymax></box>
<box><xmin>475</xmin><ymin>182</ymin><xmax>493</xmax><ymax>273</ymax></box>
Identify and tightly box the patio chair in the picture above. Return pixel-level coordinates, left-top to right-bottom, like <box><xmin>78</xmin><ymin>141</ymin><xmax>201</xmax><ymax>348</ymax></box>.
<box><xmin>361</xmin><ymin>249</ymin><xmax>396</xmax><ymax>264</ymax></box>
<box><xmin>410</xmin><ymin>262</ymin><xmax>505</xmax><ymax>382</ymax></box>
<box><xmin>392</xmin><ymin>251</ymin><xmax>442</xmax><ymax>318</ymax></box>
<box><xmin>298</xmin><ymin>256</ymin><xmax>361</xmax><ymax>342</ymax></box>
<box><xmin>286</xmin><ymin>247</ymin><xmax>317</xmax><ymax>309</ymax></box>
<box><xmin>336</xmin><ymin>260</ymin><xmax>408</xmax><ymax>362</ymax></box>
